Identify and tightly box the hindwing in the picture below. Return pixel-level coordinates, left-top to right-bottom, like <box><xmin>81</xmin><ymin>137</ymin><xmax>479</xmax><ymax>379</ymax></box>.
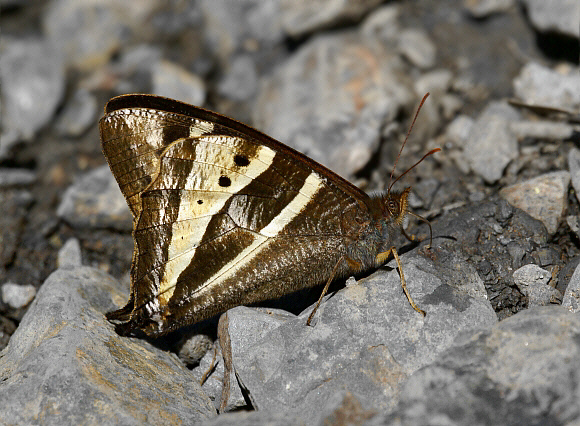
<box><xmin>100</xmin><ymin>94</ymin><xmax>372</xmax><ymax>336</ymax></box>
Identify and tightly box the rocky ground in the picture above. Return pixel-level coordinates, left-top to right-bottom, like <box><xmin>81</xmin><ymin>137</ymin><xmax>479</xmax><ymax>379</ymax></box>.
<box><xmin>1</xmin><ymin>0</ymin><xmax>579</xmax><ymax>425</ymax></box>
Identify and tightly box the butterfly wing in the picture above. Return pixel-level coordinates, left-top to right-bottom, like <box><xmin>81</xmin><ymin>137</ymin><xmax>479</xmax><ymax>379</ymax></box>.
<box><xmin>100</xmin><ymin>94</ymin><xmax>372</xmax><ymax>336</ymax></box>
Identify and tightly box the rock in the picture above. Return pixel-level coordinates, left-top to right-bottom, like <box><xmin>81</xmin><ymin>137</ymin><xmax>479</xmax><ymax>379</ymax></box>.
<box><xmin>0</xmin><ymin>37</ymin><xmax>65</xmax><ymax>142</ymax></box>
<box><xmin>83</xmin><ymin>44</ymin><xmax>163</xmax><ymax>94</ymax></box>
<box><xmin>217</xmin><ymin>55</ymin><xmax>259</xmax><ymax>102</ymax></box>
<box><xmin>1</xmin><ymin>282</ymin><xmax>36</xmax><ymax>309</ymax></box>
<box><xmin>57</xmin><ymin>165</ymin><xmax>133</xmax><ymax>232</ymax></box>
<box><xmin>513</xmin><ymin>62</ymin><xmax>580</xmax><ymax>111</ymax></box>
<box><xmin>152</xmin><ymin>59</ymin><xmax>206</xmax><ymax>106</ymax></box>
<box><xmin>0</xmin><ymin>267</ymin><xmax>217</xmax><ymax>424</ymax></box>
<box><xmin>0</xmin><ymin>168</ymin><xmax>36</xmax><ymax>187</ymax></box>
<box><xmin>55</xmin><ymin>88</ymin><xmax>98</xmax><ymax>137</ymax></box>
<box><xmin>568</xmin><ymin>147</ymin><xmax>580</xmax><ymax>204</ymax></box>
<box><xmin>254</xmin><ymin>32</ymin><xmax>413</xmax><ymax>179</ymax></box>
<box><xmin>176</xmin><ymin>333</ymin><xmax>213</xmax><ymax>367</ymax></box>
<box><xmin>520</xmin><ymin>0</ymin><xmax>579</xmax><ymax>38</ymax></box>
<box><xmin>464</xmin><ymin>0</ymin><xmax>515</xmax><ymax>18</ymax></box>
<box><xmin>446</xmin><ymin>115</ymin><xmax>474</xmax><ymax>147</ymax></box>
<box><xmin>428</xmin><ymin>197</ymin><xmax>553</xmax><ymax>319</ymax></box>
<box><xmin>221</xmin><ymin>252</ymin><xmax>496</xmax><ymax>418</ymax></box>
<box><xmin>463</xmin><ymin>101</ymin><xmax>520</xmax><ymax>183</ymax></box>
<box><xmin>397</xmin><ymin>28</ymin><xmax>437</xmax><ymax>70</ymax></box>
<box><xmin>360</xmin><ymin>4</ymin><xmax>401</xmax><ymax>43</ymax></box>
<box><xmin>513</xmin><ymin>264</ymin><xmax>560</xmax><ymax>307</ymax></box>
<box><xmin>510</xmin><ymin>120</ymin><xmax>577</xmax><ymax>141</ymax></box>
<box><xmin>43</xmin><ymin>0</ymin><xmax>160</xmax><ymax>70</ymax></box>
<box><xmin>57</xmin><ymin>238</ymin><xmax>83</xmax><ymax>270</ymax></box>
<box><xmin>414</xmin><ymin>69</ymin><xmax>453</xmax><ymax>97</ymax></box>
<box><xmin>279</xmin><ymin>0</ymin><xmax>383</xmax><ymax>38</ymax></box>
<box><xmin>567</xmin><ymin>216</ymin><xmax>580</xmax><ymax>240</ymax></box>
<box><xmin>378</xmin><ymin>307</ymin><xmax>580</xmax><ymax>425</ymax></box>
<box><xmin>198</xmin><ymin>0</ymin><xmax>285</xmax><ymax>61</ymax></box>
<box><xmin>499</xmin><ymin>171</ymin><xmax>570</xmax><ymax>235</ymax></box>
<box><xmin>563</xmin><ymin>262</ymin><xmax>580</xmax><ymax>313</ymax></box>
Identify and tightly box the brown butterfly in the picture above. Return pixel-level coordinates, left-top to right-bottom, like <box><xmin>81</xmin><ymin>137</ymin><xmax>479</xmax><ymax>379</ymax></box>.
<box><xmin>100</xmin><ymin>93</ymin><xmax>438</xmax><ymax>337</ymax></box>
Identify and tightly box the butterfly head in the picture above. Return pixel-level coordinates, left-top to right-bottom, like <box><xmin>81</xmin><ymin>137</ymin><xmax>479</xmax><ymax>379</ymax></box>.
<box><xmin>382</xmin><ymin>187</ymin><xmax>411</xmax><ymax>227</ymax></box>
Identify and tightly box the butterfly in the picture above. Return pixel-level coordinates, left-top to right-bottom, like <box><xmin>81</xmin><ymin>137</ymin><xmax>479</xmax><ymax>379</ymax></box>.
<box><xmin>100</xmin><ymin>93</ymin><xmax>438</xmax><ymax>337</ymax></box>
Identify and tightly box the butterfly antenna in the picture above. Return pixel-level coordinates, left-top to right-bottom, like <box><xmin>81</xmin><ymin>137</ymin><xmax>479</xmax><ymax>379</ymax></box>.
<box><xmin>388</xmin><ymin>93</ymin><xmax>435</xmax><ymax>193</ymax></box>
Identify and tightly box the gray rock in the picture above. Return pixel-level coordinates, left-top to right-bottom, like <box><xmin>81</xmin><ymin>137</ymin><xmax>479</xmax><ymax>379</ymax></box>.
<box><xmin>520</xmin><ymin>0</ymin><xmax>579</xmax><ymax>38</ymax></box>
<box><xmin>86</xmin><ymin>44</ymin><xmax>162</xmax><ymax>94</ymax></box>
<box><xmin>152</xmin><ymin>59</ymin><xmax>206</xmax><ymax>106</ymax></box>
<box><xmin>428</xmin><ymin>197</ymin><xmax>553</xmax><ymax>319</ymax></box>
<box><xmin>203</xmin><ymin>409</ymin><xmax>300</xmax><ymax>426</ymax></box>
<box><xmin>224</xmin><ymin>252</ymin><xmax>496</xmax><ymax>418</ymax></box>
<box><xmin>254</xmin><ymin>32</ymin><xmax>413</xmax><ymax>179</ymax></box>
<box><xmin>57</xmin><ymin>165</ymin><xmax>133</xmax><ymax>232</ymax></box>
<box><xmin>55</xmin><ymin>88</ymin><xmax>98</xmax><ymax>137</ymax></box>
<box><xmin>217</xmin><ymin>55</ymin><xmax>259</xmax><ymax>102</ymax></box>
<box><xmin>446</xmin><ymin>115</ymin><xmax>474</xmax><ymax>147</ymax></box>
<box><xmin>1</xmin><ymin>282</ymin><xmax>36</xmax><ymax>309</ymax></box>
<box><xmin>57</xmin><ymin>238</ymin><xmax>82</xmax><ymax>270</ymax></box>
<box><xmin>195</xmin><ymin>307</ymin><xmax>296</xmax><ymax>412</ymax></box>
<box><xmin>177</xmin><ymin>333</ymin><xmax>213</xmax><ymax>366</ymax></box>
<box><xmin>414</xmin><ymin>69</ymin><xmax>453</xmax><ymax>97</ymax></box>
<box><xmin>43</xmin><ymin>0</ymin><xmax>160</xmax><ymax>70</ymax></box>
<box><xmin>510</xmin><ymin>120</ymin><xmax>577</xmax><ymax>141</ymax></box>
<box><xmin>464</xmin><ymin>0</ymin><xmax>515</xmax><ymax>17</ymax></box>
<box><xmin>360</xmin><ymin>4</ymin><xmax>401</xmax><ymax>43</ymax></box>
<box><xmin>397</xmin><ymin>29</ymin><xmax>437</xmax><ymax>70</ymax></box>
<box><xmin>513</xmin><ymin>62</ymin><xmax>580</xmax><ymax>111</ymax></box>
<box><xmin>0</xmin><ymin>267</ymin><xmax>217</xmax><ymax>424</ymax></box>
<box><xmin>280</xmin><ymin>0</ymin><xmax>383</xmax><ymax>38</ymax></box>
<box><xmin>198</xmin><ymin>0</ymin><xmax>284</xmax><ymax>61</ymax></box>
<box><xmin>0</xmin><ymin>168</ymin><xmax>36</xmax><ymax>187</ymax></box>
<box><xmin>568</xmin><ymin>147</ymin><xmax>580</xmax><ymax>204</ymax></box>
<box><xmin>463</xmin><ymin>101</ymin><xmax>520</xmax><ymax>183</ymax></box>
<box><xmin>563</xmin><ymin>262</ymin><xmax>580</xmax><ymax>313</ymax></box>
<box><xmin>567</xmin><ymin>215</ymin><xmax>580</xmax><ymax>240</ymax></box>
<box><xmin>0</xmin><ymin>38</ymin><xmax>65</xmax><ymax>142</ymax></box>
<box><xmin>513</xmin><ymin>264</ymin><xmax>561</xmax><ymax>307</ymax></box>
<box><xmin>377</xmin><ymin>307</ymin><xmax>580</xmax><ymax>425</ymax></box>
<box><xmin>499</xmin><ymin>171</ymin><xmax>570</xmax><ymax>235</ymax></box>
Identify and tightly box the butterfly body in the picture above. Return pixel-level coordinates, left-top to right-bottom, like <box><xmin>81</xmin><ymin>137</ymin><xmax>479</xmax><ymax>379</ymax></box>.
<box><xmin>100</xmin><ymin>94</ymin><xmax>414</xmax><ymax>337</ymax></box>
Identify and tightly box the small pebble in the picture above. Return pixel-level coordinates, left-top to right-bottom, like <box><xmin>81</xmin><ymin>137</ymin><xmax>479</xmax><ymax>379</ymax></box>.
<box><xmin>2</xmin><ymin>282</ymin><xmax>36</xmax><ymax>309</ymax></box>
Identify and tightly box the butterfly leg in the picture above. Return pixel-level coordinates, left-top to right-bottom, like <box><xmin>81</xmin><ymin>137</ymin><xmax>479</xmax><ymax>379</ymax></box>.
<box><xmin>306</xmin><ymin>255</ymin><xmax>345</xmax><ymax>326</ymax></box>
<box><xmin>377</xmin><ymin>247</ymin><xmax>426</xmax><ymax>316</ymax></box>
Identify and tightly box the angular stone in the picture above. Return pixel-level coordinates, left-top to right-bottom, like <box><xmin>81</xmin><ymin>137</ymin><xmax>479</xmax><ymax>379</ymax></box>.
<box><xmin>500</xmin><ymin>171</ymin><xmax>570</xmax><ymax>235</ymax></box>
<box><xmin>0</xmin><ymin>267</ymin><xmax>216</xmax><ymax>424</ymax></box>
<box><xmin>152</xmin><ymin>59</ymin><xmax>206</xmax><ymax>106</ymax></box>
<box><xmin>521</xmin><ymin>0</ymin><xmax>579</xmax><ymax>38</ymax></box>
<box><xmin>0</xmin><ymin>38</ymin><xmax>65</xmax><ymax>142</ymax></box>
<box><xmin>254</xmin><ymin>32</ymin><xmax>412</xmax><ymax>179</ymax></box>
<box><xmin>513</xmin><ymin>264</ymin><xmax>561</xmax><ymax>307</ymax></box>
<box><xmin>463</xmin><ymin>101</ymin><xmax>520</xmax><ymax>183</ymax></box>
<box><xmin>225</xmin><ymin>252</ymin><xmax>496</xmax><ymax>419</ymax></box>
<box><xmin>57</xmin><ymin>165</ymin><xmax>133</xmax><ymax>232</ymax></box>
<box><xmin>513</xmin><ymin>62</ymin><xmax>580</xmax><ymax>111</ymax></box>
<box><xmin>380</xmin><ymin>307</ymin><xmax>580</xmax><ymax>425</ymax></box>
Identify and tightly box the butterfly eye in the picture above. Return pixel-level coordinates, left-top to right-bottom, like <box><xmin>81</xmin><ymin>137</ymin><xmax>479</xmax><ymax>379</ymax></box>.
<box><xmin>387</xmin><ymin>200</ymin><xmax>397</xmax><ymax>212</ymax></box>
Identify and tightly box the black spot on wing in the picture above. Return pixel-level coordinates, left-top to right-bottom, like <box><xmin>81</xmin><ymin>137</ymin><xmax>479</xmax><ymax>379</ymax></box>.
<box><xmin>234</xmin><ymin>154</ymin><xmax>250</xmax><ymax>167</ymax></box>
<box><xmin>219</xmin><ymin>176</ymin><xmax>231</xmax><ymax>187</ymax></box>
